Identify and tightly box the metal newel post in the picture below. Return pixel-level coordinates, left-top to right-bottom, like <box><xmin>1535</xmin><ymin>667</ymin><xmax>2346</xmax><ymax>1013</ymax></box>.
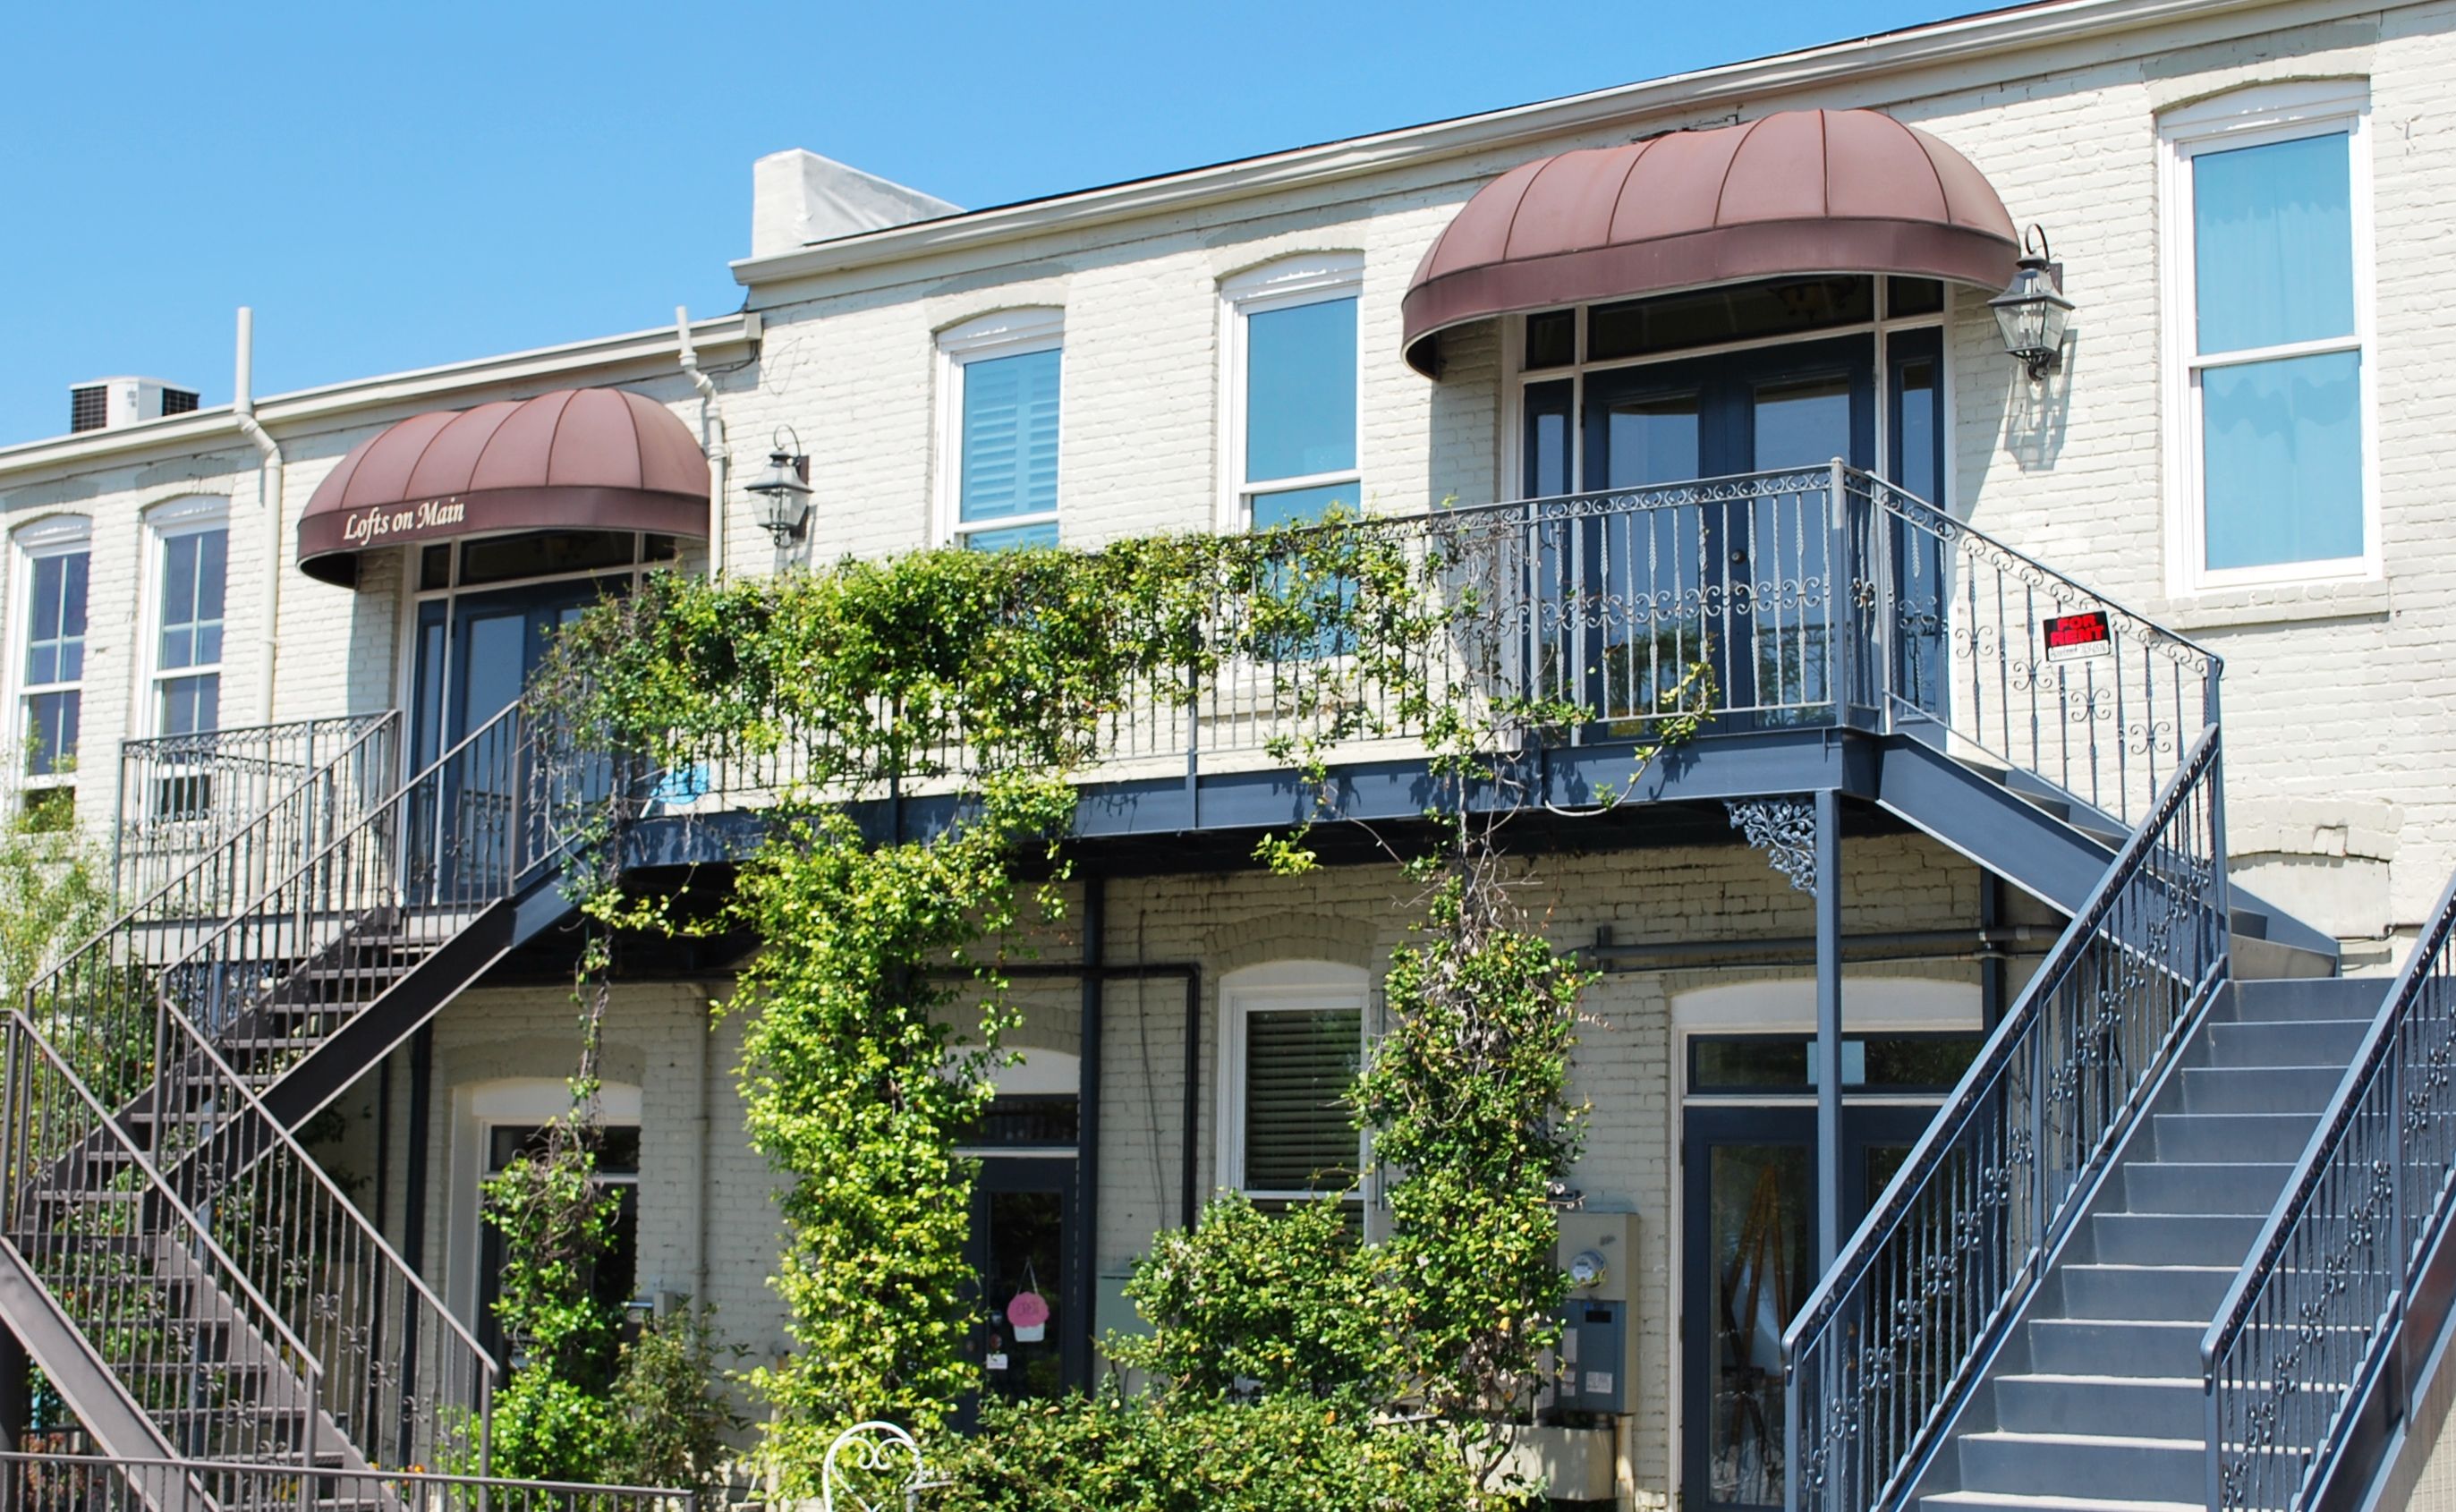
<box><xmin>1827</xmin><ymin>459</ymin><xmax>1856</xmax><ymax>724</ymax></box>
<box><xmin>1815</xmin><ymin>789</ymin><xmax>1843</xmax><ymax>1269</ymax></box>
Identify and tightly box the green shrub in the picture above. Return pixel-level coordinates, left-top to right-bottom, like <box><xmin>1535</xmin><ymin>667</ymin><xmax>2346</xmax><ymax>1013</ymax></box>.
<box><xmin>1112</xmin><ymin>1193</ymin><xmax>1393</xmax><ymax>1401</ymax></box>
<box><xmin>922</xmin><ymin>1391</ymin><xmax>1484</xmax><ymax>1512</ymax></box>
<box><xmin>610</xmin><ymin>1304</ymin><xmax>749</xmax><ymax>1494</ymax></box>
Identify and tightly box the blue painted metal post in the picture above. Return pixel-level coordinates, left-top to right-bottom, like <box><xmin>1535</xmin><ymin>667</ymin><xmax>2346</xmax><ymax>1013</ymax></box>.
<box><xmin>1815</xmin><ymin>787</ymin><xmax>1842</xmax><ymax>1269</ymax></box>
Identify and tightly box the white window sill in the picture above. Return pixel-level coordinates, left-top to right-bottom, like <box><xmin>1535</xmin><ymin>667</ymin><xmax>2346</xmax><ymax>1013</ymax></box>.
<box><xmin>2145</xmin><ymin>578</ymin><xmax>2391</xmax><ymax>631</ymax></box>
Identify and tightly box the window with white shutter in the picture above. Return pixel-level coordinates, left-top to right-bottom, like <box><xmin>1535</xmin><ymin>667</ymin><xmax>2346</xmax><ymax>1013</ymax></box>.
<box><xmin>938</xmin><ymin>310</ymin><xmax>1064</xmax><ymax>550</ymax></box>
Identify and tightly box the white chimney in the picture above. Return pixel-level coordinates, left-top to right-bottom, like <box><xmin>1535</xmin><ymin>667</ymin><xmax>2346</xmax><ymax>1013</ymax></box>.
<box><xmin>750</xmin><ymin>149</ymin><xmax>959</xmax><ymax>259</ymax></box>
<box><xmin>69</xmin><ymin>377</ymin><xmax>199</xmax><ymax>434</ymax></box>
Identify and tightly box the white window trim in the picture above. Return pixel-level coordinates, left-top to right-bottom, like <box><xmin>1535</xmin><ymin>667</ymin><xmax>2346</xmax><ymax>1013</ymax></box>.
<box><xmin>10</xmin><ymin>515</ymin><xmax>92</xmax><ymax>792</ymax></box>
<box><xmin>1217</xmin><ymin>959</ymin><xmax>1369</xmax><ymax>1201</ymax></box>
<box><xmin>934</xmin><ymin>308</ymin><xmax>1066</xmax><ymax>548</ymax></box>
<box><xmin>2159</xmin><ymin>81</ymin><xmax>2378</xmax><ymax>597</ymax></box>
<box><xmin>446</xmin><ymin>1078</ymin><xmax>644</xmax><ymax>1331</ymax></box>
<box><xmin>1219</xmin><ymin>254</ymin><xmax>1365</xmax><ymax>532</ymax></box>
<box><xmin>141</xmin><ymin>497</ymin><xmax>234</xmax><ymax>739</ymax></box>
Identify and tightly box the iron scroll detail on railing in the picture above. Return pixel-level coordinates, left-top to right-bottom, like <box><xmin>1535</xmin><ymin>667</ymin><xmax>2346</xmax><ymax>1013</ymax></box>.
<box><xmin>1780</xmin><ymin>721</ymin><xmax>2232</xmax><ymax>1512</ymax></box>
<box><xmin>2202</xmin><ymin>865</ymin><xmax>2456</xmax><ymax>1511</ymax></box>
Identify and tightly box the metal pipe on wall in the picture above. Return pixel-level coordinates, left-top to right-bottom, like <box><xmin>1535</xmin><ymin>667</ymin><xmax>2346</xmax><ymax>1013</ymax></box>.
<box><xmin>234</xmin><ymin>308</ymin><xmax>284</xmax><ymax>723</ymax></box>
<box><xmin>675</xmin><ymin>308</ymin><xmax>728</xmax><ymax>580</ymax></box>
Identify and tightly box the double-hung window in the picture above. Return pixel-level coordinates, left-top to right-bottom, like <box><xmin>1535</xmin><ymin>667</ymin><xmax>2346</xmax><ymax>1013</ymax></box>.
<box><xmin>1225</xmin><ymin>256</ymin><xmax>1362</xmax><ymax>530</ymax></box>
<box><xmin>939</xmin><ymin>310</ymin><xmax>1063</xmax><ymax>550</ymax></box>
<box><xmin>1220</xmin><ymin>962</ymin><xmax>1367</xmax><ymax>1202</ymax></box>
<box><xmin>151</xmin><ymin>505</ymin><xmax>229</xmax><ymax>737</ymax></box>
<box><xmin>16</xmin><ymin>518</ymin><xmax>89</xmax><ymax>784</ymax></box>
<box><xmin>2165</xmin><ymin>85</ymin><xmax>2375</xmax><ymax>590</ymax></box>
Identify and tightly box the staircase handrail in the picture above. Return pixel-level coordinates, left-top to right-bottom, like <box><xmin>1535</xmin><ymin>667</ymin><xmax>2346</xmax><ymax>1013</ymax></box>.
<box><xmin>1782</xmin><ymin>719</ymin><xmax>2233</xmax><ymax>1512</ymax></box>
<box><xmin>2200</xmin><ymin>864</ymin><xmax>2456</xmax><ymax>1511</ymax></box>
<box><xmin>146</xmin><ymin>981</ymin><xmax>497</xmax><ymax>1468</ymax></box>
<box><xmin>162</xmin><ymin>693</ymin><xmax>543</xmax><ymax>997</ymax></box>
<box><xmin>0</xmin><ymin>1008</ymin><xmax>330</xmax><ymax>1467</ymax></box>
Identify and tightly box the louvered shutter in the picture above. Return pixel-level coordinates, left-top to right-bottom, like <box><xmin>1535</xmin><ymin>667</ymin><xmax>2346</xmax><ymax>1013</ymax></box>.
<box><xmin>1243</xmin><ymin>1007</ymin><xmax>1362</xmax><ymax>1192</ymax></box>
<box><xmin>959</xmin><ymin>348</ymin><xmax>1061</xmax><ymax>526</ymax></box>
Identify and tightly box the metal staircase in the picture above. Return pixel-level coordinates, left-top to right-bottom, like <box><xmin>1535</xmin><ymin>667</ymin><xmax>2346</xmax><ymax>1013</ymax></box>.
<box><xmin>1</xmin><ymin>695</ymin><xmax>585</xmax><ymax>1481</ymax></box>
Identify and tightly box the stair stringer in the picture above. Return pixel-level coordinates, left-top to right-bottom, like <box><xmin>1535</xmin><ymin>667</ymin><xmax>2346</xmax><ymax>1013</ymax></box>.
<box><xmin>0</xmin><ymin>1237</ymin><xmax>178</xmax><ymax>1465</ymax></box>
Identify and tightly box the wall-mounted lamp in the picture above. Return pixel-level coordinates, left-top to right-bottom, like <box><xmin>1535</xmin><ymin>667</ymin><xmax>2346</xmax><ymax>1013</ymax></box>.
<box><xmin>744</xmin><ymin>426</ymin><xmax>812</xmax><ymax>547</ymax></box>
<box><xmin>1990</xmin><ymin>225</ymin><xmax>2074</xmax><ymax>380</ymax></box>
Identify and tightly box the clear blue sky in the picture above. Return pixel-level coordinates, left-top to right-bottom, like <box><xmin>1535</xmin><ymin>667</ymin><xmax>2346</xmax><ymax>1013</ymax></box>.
<box><xmin>0</xmin><ymin>0</ymin><xmax>1969</xmax><ymax>447</ymax></box>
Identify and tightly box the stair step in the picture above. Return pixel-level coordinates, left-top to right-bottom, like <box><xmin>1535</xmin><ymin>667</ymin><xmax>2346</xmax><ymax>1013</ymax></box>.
<box><xmin>1956</xmin><ymin>1429</ymin><xmax>2205</xmax><ymax>1505</ymax></box>
<box><xmin>2089</xmin><ymin>1210</ymin><xmax>2267</xmax><ymax>1264</ymax></box>
<box><xmin>2026</xmin><ymin>1318</ymin><xmax>2204</xmax><ymax>1378</ymax></box>
<box><xmin>2055</xmin><ymin>1263</ymin><xmax>2236</xmax><ymax>1321</ymax></box>
<box><xmin>2200</xmin><ymin>1017</ymin><xmax>2371</xmax><ymax>1066</ymax></box>
<box><xmin>2120</xmin><ymin>1161</ymin><xmax>2295</xmax><ymax>1216</ymax></box>
<box><xmin>2180</xmin><ymin>1065</ymin><xmax>2345</xmax><ymax>1115</ymax></box>
<box><xmin>1993</xmin><ymin>1372</ymin><xmax>2204</xmax><ymax>1440</ymax></box>
<box><xmin>2151</xmin><ymin>1111</ymin><xmax>2320</xmax><ymax>1162</ymax></box>
<box><xmin>1923</xmin><ymin>1489</ymin><xmax>2200</xmax><ymax>1512</ymax></box>
<box><xmin>2231</xmin><ymin>977</ymin><xmax>2386</xmax><ymax>1022</ymax></box>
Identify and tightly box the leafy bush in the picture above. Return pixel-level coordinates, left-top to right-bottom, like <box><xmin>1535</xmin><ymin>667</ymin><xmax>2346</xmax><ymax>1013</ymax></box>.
<box><xmin>610</xmin><ymin>1304</ymin><xmax>749</xmax><ymax>1494</ymax></box>
<box><xmin>1112</xmin><ymin>1193</ymin><xmax>1393</xmax><ymax>1401</ymax></box>
<box><xmin>922</xmin><ymin>1392</ymin><xmax>1483</xmax><ymax>1512</ymax></box>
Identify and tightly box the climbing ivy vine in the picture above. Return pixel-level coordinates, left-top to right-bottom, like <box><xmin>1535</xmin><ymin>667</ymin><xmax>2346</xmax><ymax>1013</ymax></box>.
<box><xmin>517</xmin><ymin>510</ymin><xmax>1711</xmax><ymax>1491</ymax></box>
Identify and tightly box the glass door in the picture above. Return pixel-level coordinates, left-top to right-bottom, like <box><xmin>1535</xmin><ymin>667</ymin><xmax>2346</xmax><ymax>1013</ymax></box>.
<box><xmin>1681</xmin><ymin>1101</ymin><xmax>1939</xmax><ymax>1512</ymax></box>
<box><xmin>409</xmin><ymin>580</ymin><xmax>608</xmax><ymax>897</ymax></box>
<box><xmin>959</xmin><ymin>1155</ymin><xmax>1076</xmax><ymax>1428</ymax></box>
<box><xmin>1581</xmin><ymin>338</ymin><xmax>1873</xmax><ymax>720</ymax></box>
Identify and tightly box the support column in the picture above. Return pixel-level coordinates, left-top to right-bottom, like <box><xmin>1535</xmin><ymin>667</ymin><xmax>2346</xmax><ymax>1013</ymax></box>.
<box><xmin>1072</xmin><ymin>877</ymin><xmax>1104</xmax><ymax>1391</ymax></box>
<box><xmin>1814</xmin><ymin>789</ymin><xmax>1843</xmax><ymax>1270</ymax></box>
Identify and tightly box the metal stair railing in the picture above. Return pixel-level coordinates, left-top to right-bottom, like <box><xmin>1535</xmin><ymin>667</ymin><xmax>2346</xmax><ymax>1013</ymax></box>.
<box><xmin>1782</xmin><ymin>720</ymin><xmax>2234</xmax><ymax>1512</ymax></box>
<box><xmin>1849</xmin><ymin>473</ymin><xmax>2219</xmax><ymax>833</ymax></box>
<box><xmin>27</xmin><ymin>713</ymin><xmax>404</xmax><ymax>1118</ymax></box>
<box><xmin>0</xmin><ymin>1011</ymin><xmax>332</xmax><ymax>1470</ymax></box>
<box><xmin>2201</xmin><ymin>865</ymin><xmax>2456</xmax><ymax>1511</ymax></box>
<box><xmin>114</xmin><ymin>714</ymin><xmax>400</xmax><ymax>906</ymax></box>
<box><xmin>140</xmin><ymin>997</ymin><xmax>493</xmax><ymax>1474</ymax></box>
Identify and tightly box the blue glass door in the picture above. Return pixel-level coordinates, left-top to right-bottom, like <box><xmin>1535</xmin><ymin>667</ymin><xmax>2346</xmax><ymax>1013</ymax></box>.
<box><xmin>1582</xmin><ymin>338</ymin><xmax>1874</xmax><ymax>719</ymax></box>
<box><xmin>409</xmin><ymin>582</ymin><xmax>608</xmax><ymax>897</ymax></box>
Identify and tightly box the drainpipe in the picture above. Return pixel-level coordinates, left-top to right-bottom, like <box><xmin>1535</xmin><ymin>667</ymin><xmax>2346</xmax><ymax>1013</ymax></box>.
<box><xmin>675</xmin><ymin>308</ymin><xmax>728</xmax><ymax>580</ymax></box>
<box><xmin>234</xmin><ymin>308</ymin><xmax>284</xmax><ymax>721</ymax></box>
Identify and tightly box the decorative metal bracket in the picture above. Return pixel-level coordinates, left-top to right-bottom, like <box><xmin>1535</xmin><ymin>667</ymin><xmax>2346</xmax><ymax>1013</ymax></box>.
<box><xmin>821</xmin><ymin>1420</ymin><xmax>939</xmax><ymax>1512</ymax></box>
<box><xmin>1726</xmin><ymin>797</ymin><xmax>1818</xmax><ymax>895</ymax></box>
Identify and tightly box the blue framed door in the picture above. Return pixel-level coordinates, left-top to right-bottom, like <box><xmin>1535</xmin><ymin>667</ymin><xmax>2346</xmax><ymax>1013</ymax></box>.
<box><xmin>1578</xmin><ymin>337</ymin><xmax>1875</xmax><ymax>720</ymax></box>
<box><xmin>408</xmin><ymin>580</ymin><xmax>611</xmax><ymax>896</ymax></box>
<box><xmin>1681</xmin><ymin>1101</ymin><xmax>1933</xmax><ymax>1512</ymax></box>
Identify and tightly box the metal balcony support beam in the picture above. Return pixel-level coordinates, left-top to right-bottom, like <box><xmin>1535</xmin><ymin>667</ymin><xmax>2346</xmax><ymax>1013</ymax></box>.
<box><xmin>1815</xmin><ymin>789</ymin><xmax>1843</xmax><ymax>1270</ymax></box>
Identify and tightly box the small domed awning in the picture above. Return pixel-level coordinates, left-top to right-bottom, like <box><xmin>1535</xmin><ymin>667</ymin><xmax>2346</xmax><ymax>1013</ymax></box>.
<box><xmin>1402</xmin><ymin>109</ymin><xmax>2020</xmax><ymax>376</ymax></box>
<box><xmin>298</xmin><ymin>387</ymin><xmax>709</xmax><ymax>586</ymax></box>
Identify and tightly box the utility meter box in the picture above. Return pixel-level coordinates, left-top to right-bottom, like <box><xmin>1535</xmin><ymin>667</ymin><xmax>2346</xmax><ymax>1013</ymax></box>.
<box><xmin>1550</xmin><ymin>1207</ymin><xmax>1640</xmax><ymax>1417</ymax></box>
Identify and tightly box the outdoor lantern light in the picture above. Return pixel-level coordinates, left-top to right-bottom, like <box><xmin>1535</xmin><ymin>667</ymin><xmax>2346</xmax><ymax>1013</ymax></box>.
<box><xmin>745</xmin><ymin>426</ymin><xmax>813</xmax><ymax>546</ymax></box>
<box><xmin>1990</xmin><ymin>225</ymin><xmax>2074</xmax><ymax>380</ymax></box>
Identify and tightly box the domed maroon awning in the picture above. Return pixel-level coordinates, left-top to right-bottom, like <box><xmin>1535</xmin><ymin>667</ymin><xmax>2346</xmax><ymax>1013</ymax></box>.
<box><xmin>298</xmin><ymin>387</ymin><xmax>710</xmax><ymax>586</ymax></box>
<box><xmin>1402</xmin><ymin>109</ymin><xmax>2020</xmax><ymax>376</ymax></box>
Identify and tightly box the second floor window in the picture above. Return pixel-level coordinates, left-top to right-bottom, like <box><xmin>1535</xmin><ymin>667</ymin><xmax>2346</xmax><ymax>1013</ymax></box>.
<box><xmin>940</xmin><ymin>310</ymin><xmax>1063</xmax><ymax>550</ymax></box>
<box><xmin>155</xmin><ymin>521</ymin><xmax>228</xmax><ymax>736</ymax></box>
<box><xmin>19</xmin><ymin>525</ymin><xmax>89</xmax><ymax>779</ymax></box>
<box><xmin>1227</xmin><ymin>257</ymin><xmax>1362</xmax><ymax>530</ymax></box>
<box><xmin>2166</xmin><ymin>86</ymin><xmax>2373</xmax><ymax>589</ymax></box>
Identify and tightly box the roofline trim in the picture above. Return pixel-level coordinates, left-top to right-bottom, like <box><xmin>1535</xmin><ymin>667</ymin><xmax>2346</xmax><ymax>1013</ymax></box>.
<box><xmin>727</xmin><ymin>0</ymin><xmax>2336</xmax><ymax>289</ymax></box>
<box><xmin>0</xmin><ymin>313</ymin><xmax>759</xmax><ymax>484</ymax></box>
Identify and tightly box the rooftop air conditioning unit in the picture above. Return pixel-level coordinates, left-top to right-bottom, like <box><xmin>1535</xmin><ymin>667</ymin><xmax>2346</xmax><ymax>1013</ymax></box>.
<box><xmin>69</xmin><ymin>378</ymin><xmax>200</xmax><ymax>434</ymax></box>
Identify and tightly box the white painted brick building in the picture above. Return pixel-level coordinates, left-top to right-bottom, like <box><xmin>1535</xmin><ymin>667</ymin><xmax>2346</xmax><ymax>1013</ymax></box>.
<box><xmin>4</xmin><ymin>1</ymin><xmax>2455</xmax><ymax>1506</ymax></box>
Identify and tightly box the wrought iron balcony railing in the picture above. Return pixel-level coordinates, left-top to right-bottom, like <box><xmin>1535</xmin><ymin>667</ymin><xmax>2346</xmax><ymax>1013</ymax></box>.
<box><xmin>627</xmin><ymin>464</ymin><xmax>2214</xmax><ymax>840</ymax></box>
<box><xmin>114</xmin><ymin>713</ymin><xmax>398</xmax><ymax>905</ymax></box>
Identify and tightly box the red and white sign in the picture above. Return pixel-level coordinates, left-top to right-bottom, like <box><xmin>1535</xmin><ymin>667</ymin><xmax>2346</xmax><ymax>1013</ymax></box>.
<box><xmin>2044</xmin><ymin>610</ymin><xmax>2112</xmax><ymax>663</ymax></box>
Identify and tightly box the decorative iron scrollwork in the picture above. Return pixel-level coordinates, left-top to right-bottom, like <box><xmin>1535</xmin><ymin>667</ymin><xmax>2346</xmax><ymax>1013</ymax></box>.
<box><xmin>1726</xmin><ymin>797</ymin><xmax>1818</xmax><ymax>895</ymax></box>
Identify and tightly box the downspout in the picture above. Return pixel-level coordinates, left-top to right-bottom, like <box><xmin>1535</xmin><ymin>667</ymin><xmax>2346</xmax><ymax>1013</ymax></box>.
<box><xmin>234</xmin><ymin>308</ymin><xmax>284</xmax><ymax>721</ymax></box>
<box><xmin>676</xmin><ymin>308</ymin><xmax>728</xmax><ymax>580</ymax></box>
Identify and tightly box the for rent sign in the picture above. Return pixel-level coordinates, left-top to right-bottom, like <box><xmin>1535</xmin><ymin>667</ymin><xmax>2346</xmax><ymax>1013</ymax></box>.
<box><xmin>2043</xmin><ymin>610</ymin><xmax>2112</xmax><ymax>662</ymax></box>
